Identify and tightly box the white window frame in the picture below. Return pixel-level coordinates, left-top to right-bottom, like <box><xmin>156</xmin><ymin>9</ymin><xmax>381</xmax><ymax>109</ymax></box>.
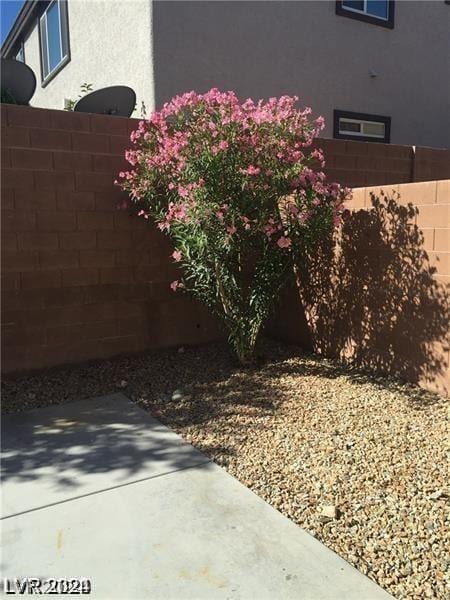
<box><xmin>341</xmin><ymin>0</ymin><xmax>389</xmax><ymax>21</ymax></box>
<box><xmin>339</xmin><ymin>117</ymin><xmax>385</xmax><ymax>139</ymax></box>
<box><xmin>334</xmin><ymin>110</ymin><xmax>391</xmax><ymax>143</ymax></box>
<box><xmin>39</xmin><ymin>0</ymin><xmax>70</xmax><ymax>86</ymax></box>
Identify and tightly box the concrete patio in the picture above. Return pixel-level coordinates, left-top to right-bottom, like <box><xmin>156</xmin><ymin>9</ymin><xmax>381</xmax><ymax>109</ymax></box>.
<box><xmin>1</xmin><ymin>393</ymin><xmax>391</xmax><ymax>599</ymax></box>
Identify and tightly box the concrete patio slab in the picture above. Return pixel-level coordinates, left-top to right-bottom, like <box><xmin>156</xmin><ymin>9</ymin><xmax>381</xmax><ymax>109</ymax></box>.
<box><xmin>1</xmin><ymin>393</ymin><xmax>209</xmax><ymax>518</ymax></box>
<box><xmin>1</xmin><ymin>394</ymin><xmax>392</xmax><ymax>599</ymax></box>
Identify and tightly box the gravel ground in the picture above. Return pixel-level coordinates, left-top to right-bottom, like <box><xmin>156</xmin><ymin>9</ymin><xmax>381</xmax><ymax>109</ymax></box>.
<box><xmin>2</xmin><ymin>340</ymin><xmax>448</xmax><ymax>599</ymax></box>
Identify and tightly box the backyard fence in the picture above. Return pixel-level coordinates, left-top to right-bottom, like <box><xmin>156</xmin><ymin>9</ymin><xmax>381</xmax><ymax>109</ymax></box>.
<box><xmin>1</xmin><ymin>105</ymin><xmax>449</xmax><ymax>394</ymax></box>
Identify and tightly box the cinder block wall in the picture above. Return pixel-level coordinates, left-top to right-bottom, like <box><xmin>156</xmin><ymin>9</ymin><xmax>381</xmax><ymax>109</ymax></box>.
<box><xmin>348</xmin><ymin>181</ymin><xmax>449</xmax><ymax>287</ymax></box>
<box><xmin>1</xmin><ymin>105</ymin><xmax>450</xmax><ymax>379</ymax></box>
<box><xmin>1</xmin><ymin>105</ymin><xmax>222</xmax><ymax>372</ymax></box>
<box><xmin>268</xmin><ymin>180</ymin><xmax>450</xmax><ymax>396</ymax></box>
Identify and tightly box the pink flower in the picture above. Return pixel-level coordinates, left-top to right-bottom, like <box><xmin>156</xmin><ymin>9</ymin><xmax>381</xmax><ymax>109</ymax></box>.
<box><xmin>227</xmin><ymin>225</ymin><xmax>237</xmax><ymax>235</ymax></box>
<box><xmin>216</xmin><ymin>211</ymin><xmax>224</xmax><ymax>221</ymax></box>
<box><xmin>277</xmin><ymin>236</ymin><xmax>291</xmax><ymax>249</ymax></box>
<box><xmin>263</xmin><ymin>223</ymin><xmax>277</xmax><ymax>238</ymax></box>
<box><xmin>218</xmin><ymin>140</ymin><xmax>229</xmax><ymax>151</ymax></box>
<box><xmin>240</xmin><ymin>165</ymin><xmax>260</xmax><ymax>176</ymax></box>
<box><xmin>170</xmin><ymin>280</ymin><xmax>180</xmax><ymax>291</ymax></box>
<box><xmin>171</xmin><ymin>250</ymin><xmax>182</xmax><ymax>262</ymax></box>
<box><xmin>315</xmin><ymin>116</ymin><xmax>325</xmax><ymax>129</ymax></box>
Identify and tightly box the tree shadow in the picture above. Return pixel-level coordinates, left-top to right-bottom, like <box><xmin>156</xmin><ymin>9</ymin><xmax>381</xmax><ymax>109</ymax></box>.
<box><xmin>1</xmin><ymin>348</ymin><xmax>284</xmax><ymax>505</ymax></box>
<box><xmin>292</xmin><ymin>191</ymin><xmax>449</xmax><ymax>395</ymax></box>
<box><xmin>1</xmin><ymin>393</ymin><xmax>214</xmax><ymax>517</ymax></box>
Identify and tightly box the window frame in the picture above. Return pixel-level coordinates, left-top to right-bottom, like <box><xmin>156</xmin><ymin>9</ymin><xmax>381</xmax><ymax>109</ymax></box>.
<box><xmin>333</xmin><ymin>110</ymin><xmax>391</xmax><ymax>143</ymax></box>
<box><xmin>38</xmin><ymin>0</ymin><xmax>70</xmax><ymax>87</ymax></box>
<box><xmin>335</xmin><ymin>1</ymin><xmax>395</xmax><ymax>29</ymax></box>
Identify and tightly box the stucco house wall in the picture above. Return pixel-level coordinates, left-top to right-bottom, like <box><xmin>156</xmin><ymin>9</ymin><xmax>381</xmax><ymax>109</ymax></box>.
<box><xmin>152</xmin><ymin>0</ymin><xmax>450</xmax><ymax>148</ymax></box>
<box><xmin>3</xmin><ymin>1</ymin><xmax>449</xmax><ymax>148</ymax></box>
<box><xmin>22</xmin><ymin>0</ymin><xmax>154</xmax><ymax>116</ymax></box>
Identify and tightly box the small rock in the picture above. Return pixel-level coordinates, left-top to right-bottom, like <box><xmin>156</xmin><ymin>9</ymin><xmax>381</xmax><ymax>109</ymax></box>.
<box><xmin>400</xmin><ymin>564</ymin><xmax>412</xmax><ymax>577</ymax></box>
<box><xmin>157</xmin><ymin>393</ymin><xmax>170</xmax><ymax>403</ymax></box>
<box><xmin>428</xmin><ymin>490</ymin><xmax>445</xmax><ymax>500</ymax></box>
<box><xmin>318</xmin><ymin>504</ymin><xmax>339</xmax><ymax>523</ymax></box>
<box><xmin>28</xmin><ymin>392</ymin><xmax>37</xmax><ymax>400</ymax></box>
<box><xmin>178</xmin><ymin>346</ymin><xmax>185</xmax><ymax>354</ymax></box>
<box><xmin>171</xmin><ymin>389</ymin><xmax>185</xmax><ymax>401</ymax></box>
<box><xmin>117</xmin><ymin>380</ymin><xmax>128</xmax><ymax>389</ymax></box>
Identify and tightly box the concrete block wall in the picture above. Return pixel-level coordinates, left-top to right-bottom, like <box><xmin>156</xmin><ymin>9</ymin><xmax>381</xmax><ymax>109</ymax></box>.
<box><xmin>1</xmin><ymin>105</ymin><xmax>222</xmax><ymax>372</ymax></box>
<box><xmin>1</xmin><ymin>105</ymin><xmax>450</xmax><ymax>381</ymax></box>
<box><xmin>317</xmin><ymin>139</ymin><xmax>413</xmax><ymax>188</ymax></box>
<box><xmin>269</xmin><ymin>180</ymin><xmax>449</xmax><ymax>396</ymax></box>
<box><xmin>348</xmin><ymin>180</ymin><xmax>450</xmax><ymax>286</ymax></box>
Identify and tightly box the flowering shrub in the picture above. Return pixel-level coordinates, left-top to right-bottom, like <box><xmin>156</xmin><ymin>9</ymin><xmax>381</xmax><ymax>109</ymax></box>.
<box><xmin>117</xmin><ymin>89</ymin><xmax>349</xmax><ymax>365</ymax></box>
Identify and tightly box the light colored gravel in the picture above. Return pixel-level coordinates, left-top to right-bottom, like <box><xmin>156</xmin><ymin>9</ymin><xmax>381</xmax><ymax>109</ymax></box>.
<box><xmin>2</xmin><ymin>340</ymin><xmax>448</xmax><ymax>599</ymax></box>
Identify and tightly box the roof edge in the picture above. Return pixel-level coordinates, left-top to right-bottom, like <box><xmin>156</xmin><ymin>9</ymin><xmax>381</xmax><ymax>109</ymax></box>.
<box><xmin>1</xmin><ymin>0</ymin><xmax>41</xmax><ymax>58</ymax></box>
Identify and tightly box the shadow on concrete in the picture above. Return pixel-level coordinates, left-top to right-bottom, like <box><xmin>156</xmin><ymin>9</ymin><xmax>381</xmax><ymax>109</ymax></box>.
<box><xmin>1</xmin><ymin>395</ymin><xmax>209</xmax><ymax>494</ymax></box>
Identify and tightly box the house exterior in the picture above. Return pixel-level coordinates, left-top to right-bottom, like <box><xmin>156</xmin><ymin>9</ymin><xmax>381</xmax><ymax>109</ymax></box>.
<box><xmin>1</xmin><ymin>0</ymin><xmax>154</xmax><ymax>117</ymax></box>
<box><xmin>2</xmin><ymin>0</ymin><xmax>449</xmax><ymax>148</ymax></box>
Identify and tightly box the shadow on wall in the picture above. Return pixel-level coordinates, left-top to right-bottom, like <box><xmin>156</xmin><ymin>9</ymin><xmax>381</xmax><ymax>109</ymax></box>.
<box><xmin>287</xmin><ymin>192</ymin><xmax>449</xmax><ymax>391</ymax></box>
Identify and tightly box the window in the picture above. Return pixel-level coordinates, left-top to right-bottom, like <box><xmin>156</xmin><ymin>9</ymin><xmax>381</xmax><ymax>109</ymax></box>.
<box><xmin>334</xmin><ymin>110</ymin><xmax>391</xmax><ymax>143</ymax></box>
<box><xmin>15</xmin><ymin>44</ymin><xmax>25</xmax><ymax>63</ymax></box>
<box><xmin>336</xmin><ymin>1</ymin><xmax>395</xmax><ymax>28</ymax></box>
<box><xmin>39</xmin><ymin>0</ymin><xmax>70</xmax><ymax>85</ymax></box>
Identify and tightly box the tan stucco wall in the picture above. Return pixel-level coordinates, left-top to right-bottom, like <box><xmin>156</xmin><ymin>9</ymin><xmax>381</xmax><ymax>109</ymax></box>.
<box><xmin>17</xmin><ymin>0</ymin><xmax>449</xmax><ymax>148</ymax></box>
<box><xmin>152</xmin><ymin>0</ymin><xmax>450</xmax><ymax>148</ymax></box>
<box><xmin>24</xmin><ymin>0</ymin><xmax>154</xmax><ymax>116</ymax></box>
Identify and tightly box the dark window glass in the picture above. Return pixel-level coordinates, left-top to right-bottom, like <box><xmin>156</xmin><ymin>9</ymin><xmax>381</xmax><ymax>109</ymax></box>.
<box><xmin>340</xmin><ymin>120</ymin><xmax>361</xmax><ymax>133</ymax></box>
<box><xmin>47</xmin><ymin>1</ymin><xmax>63</xmax><ymax>72</ymax></box>
<box><xmin>367</xmin><ymin>0</ymin><xmax>388</xmax><ymax>18</ymax></box>
<box><xmin>342</xmin><ymin>0</ymin><xmax>365</xmax><ymax>9</ymax></box>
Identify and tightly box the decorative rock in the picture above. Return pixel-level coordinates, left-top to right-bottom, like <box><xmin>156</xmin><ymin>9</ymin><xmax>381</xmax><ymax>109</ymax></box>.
<box><xmin>178</xmin><ymin>347</ymin><xmax>185</xmax><ymax>354</ymax></box>
<box><xmin>117</xmin><ymin>380</ymin><xmax>128</xmax><ymax>389</ymax></box>
<box><xmin>428</xmin><ymin>490</ymin><xmax>445</xmax><ymax>500</ymax></box>
<box><xmin>171</xmin><ymin>389</ymin><xmax>185</xmax><ymax>401</ymax></box>
<box><xmin>318</xmin><ymin>504</ymin><xmax>338</xmax><ymax>523</ymax></box>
